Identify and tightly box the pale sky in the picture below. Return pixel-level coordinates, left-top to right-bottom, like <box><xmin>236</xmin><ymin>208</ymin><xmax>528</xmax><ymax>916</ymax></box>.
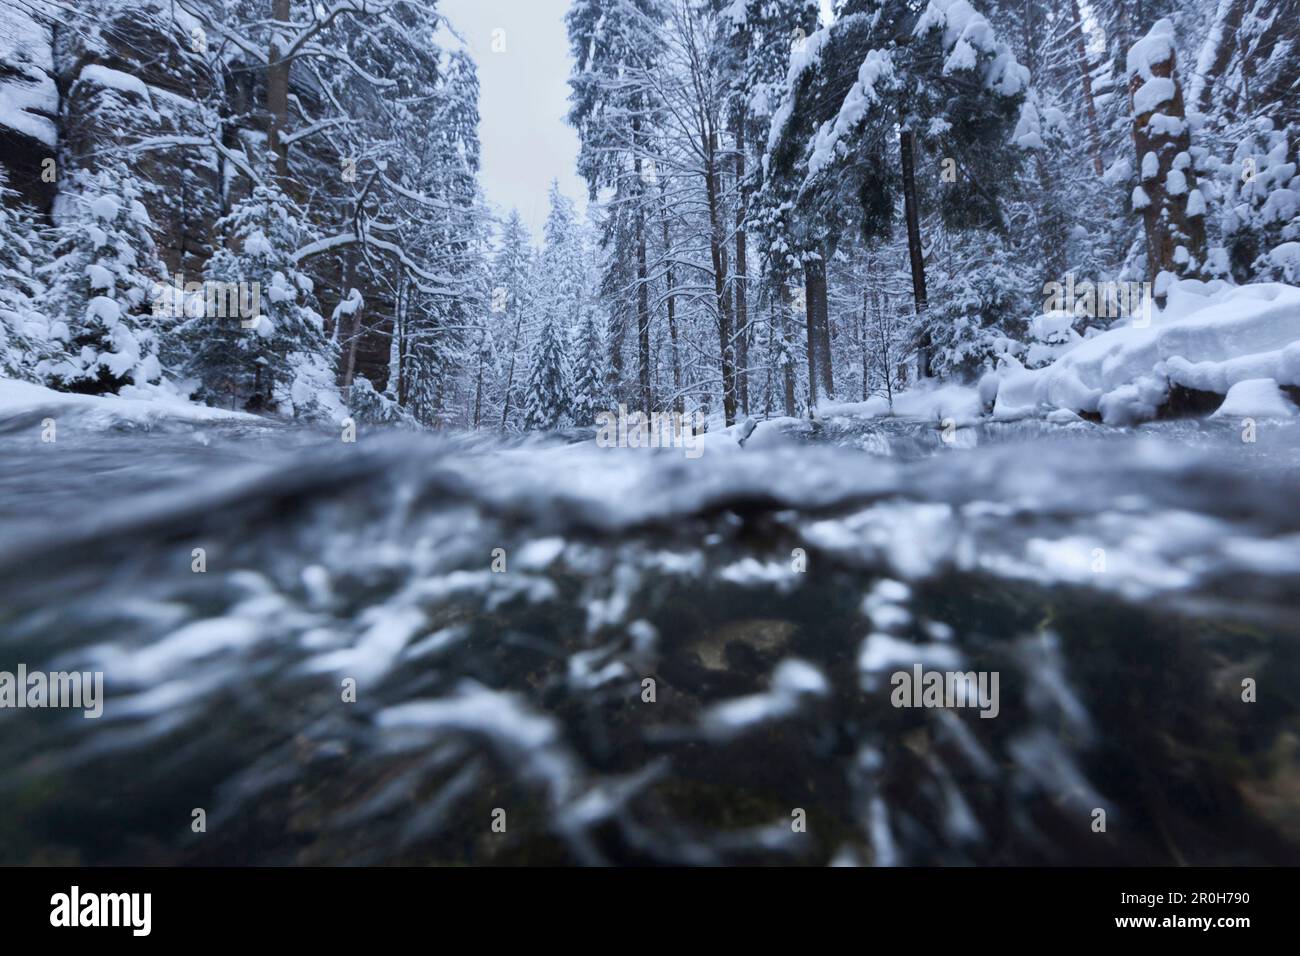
<box><xmin>439</xmin><ymin>0</ymin><xmax>588</xmax><ymax>245</ymax></box>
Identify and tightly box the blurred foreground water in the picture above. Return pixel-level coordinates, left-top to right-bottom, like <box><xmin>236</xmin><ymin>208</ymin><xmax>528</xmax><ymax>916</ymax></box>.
<box><xmin>1</xmin><ymin>404</ymin><xmax>1299</xmax><ymax>865</ymax></box>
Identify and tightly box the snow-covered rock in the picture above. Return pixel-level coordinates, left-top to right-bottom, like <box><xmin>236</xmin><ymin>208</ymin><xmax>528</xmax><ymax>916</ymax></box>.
<box><xmin>991</xmin><ymin>279</ymin><xmax>1300</xmax><ymax>425</ymax></box>
<box><xmin>1209</xmin><ymin>378</ymin><xmax>1297</xmax><ymax>419</ymax></box>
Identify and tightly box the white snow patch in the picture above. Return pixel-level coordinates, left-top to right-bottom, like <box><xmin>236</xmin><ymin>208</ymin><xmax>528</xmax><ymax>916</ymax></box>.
<box><xmin>1209</xmin><ymin>378</ymin><xmax>1297</xmax><ymax>419</ymax></box>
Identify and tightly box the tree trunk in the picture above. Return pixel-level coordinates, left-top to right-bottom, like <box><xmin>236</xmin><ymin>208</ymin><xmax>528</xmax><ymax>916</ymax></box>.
<box><xmin>803</xmin><ymin>264</ymin><xmax>818</xmax><ymax>411</ymax></box>
<box><xmin>660</xmin><ymin>187</ymin><xmax>683</xmax><ymax>413</ymax></box>
<box><xmin>632</xmin><ymin>118</ymin><xmax>652</xmax><ymax>412</ymax></box>
<box><xmin>899</xmin><ymin>125</ymin><xmax>929</xmax><ymax>376</ymax></box>
<box><xmin>733</xmin><ymin>116</ymin><xmax>749</xmax><ymax>416</ymax></box>
<box><xmin>1068</xmin><ymin>0</ymin><xmax>1105</xmax><ymax>176</ymax></box>
<box><xmin>1128</xmin><ymin>26</ymin><xmax>1206</xmax><ymax>286</ymax></box>
<box><xmin>500</xmin><ymin>308</ymin><xmax>525</xmax><ymax>429</ymax></box>
<box><xmin>703</xmin><ymin>124</ymin><xmax>737</xmax><ymax>425</ymax></box>
<box><xmin>267</xmin><ymin>0</ymin><xmax>292</xmax><ymax>182</ymax></box>
<box><xmin>339</xmin><ymin>256</ymin><xmax>361</xmax><ymax>389</ymax></box>
<box><xmin>803</xmin><ymin>254</ymin><xmax>833</xmax><ymax>405</ymax></box>
<box><xmin>472</xmin><ymin>340</ymin><xmax>485</xmax><ymax>429</ymax></box>
<box><xmin>777</xmin><ymin>284</ymin><xmax>797</xmax><ymax>417</ymax></box>
<box><xmin>395</xmin><ymin>284</ymin><xmax>407</xmax><ymax>405</ymax></box>
<box><xmin>860</xmin><ymin>289</ymin><xmax>870</xmax><ymax>401</ymax></box>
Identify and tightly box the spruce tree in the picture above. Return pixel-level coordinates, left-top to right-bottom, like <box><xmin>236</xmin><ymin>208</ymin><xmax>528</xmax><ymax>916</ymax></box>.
<box><xmin>569</xmin><ymin>307</ymin><xmax>606</xmax><ymax>426</ymax></box>
<box><xmin>43</xmin><ymin>164</ymin><xmax>166</xmax><ymax>395</ymax></box>
<box><xmin>521</xmin><ymin>313</ymin><xmax>571</xmax><ymax>431</ymax></box>
<box><xmin>0</xmin><ymin>171</ymin><xmax>58</xmax><ymax>382</ymax></box>
<box><xmin>761</xmin><ymin>0</ymin><xmax>1029</xmax><ymax>378</ymax></box>
<box><xmin>170</xmin><ymin>181</ymin><xmax>338</xmax><ymax>417</ymax></box>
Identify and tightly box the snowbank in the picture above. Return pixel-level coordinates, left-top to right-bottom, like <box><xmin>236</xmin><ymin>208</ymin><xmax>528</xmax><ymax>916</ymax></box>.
<box><xmin>820</xmin><ymin>382</ymin><xmax>984</xmax><ymax>425</ymax></box>
<box><xmin>990</xmin><ymin>279</ymin><xmax>1300</xmax><ymax>424</ymax></box>
<box><xmin>0</xmin><ymin>378</ymin><xmax>263</xmax><ymax>430</ymax></box>
<box><xmin>1209</xmin><ymin>378</ymin><xmax>1297</xmax><ymax>419</ymax></box>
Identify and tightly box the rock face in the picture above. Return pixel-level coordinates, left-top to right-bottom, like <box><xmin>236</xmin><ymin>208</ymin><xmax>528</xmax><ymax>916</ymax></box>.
<box><xmin>0</xmin><ymin>0</ymin><xmax>391</xmax><ymax>392</ymax></box>
<box><xmin>51</xmin><ymin>5</ymin><xmax>224</xmax><ymax>277</ymax></box>
<box><xmin>0</xmin><ymin>12</ymin><xmax>59</xmax><ymax>212</ymax></box>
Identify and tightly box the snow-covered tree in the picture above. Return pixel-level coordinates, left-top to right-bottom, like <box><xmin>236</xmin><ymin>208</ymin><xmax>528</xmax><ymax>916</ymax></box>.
<box><xmin>1125</xmin><ymin>18</ymin><xmax>1208</xmax><ymax>293</ymax></box>
<box><xmin>42</xmin><ymin>165</ymin><xmax>166</xmax><ymax>394</ymax></box>
<box><xmin>494</xmin><ymin>209</ymin><xmax>536</xmax><ymax>430</ymax></box>
<box><xmin>521</xmin><ymin>312</ymin><xmax>571</xmax><ymax>431</ymax></box>
<box><xmin>0</xmin><ymin>171</ymin><xmax>59</xmax><ymax>382</ymax></box>
<box><xmin>568</xmin><ymin>0</ymin><xmax>667</xmax><ymax>411</ymax></box>
<box><xmin>169</xmin><ymin>181</ymin><xmax>338</xmax><ymax>418</ymax></box>
<box><xmin>569</xmin><ymin>307</ymin><xmax>606</xmax><ymax>425</ymax></box>
<box><xmin>761</xmin><ymin>0</ymin><xmax>1029</xmax><ymax>382</ymax></box>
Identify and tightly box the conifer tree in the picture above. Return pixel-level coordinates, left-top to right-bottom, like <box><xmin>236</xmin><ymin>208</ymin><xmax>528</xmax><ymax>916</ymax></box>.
<box><xmin>43</xmin><ymin>164</ymin><xmax>166</xmax><ymax>394</ymax></box>
<box><xmin>0</xmin><ymin>171</ymin><xmax>59</xmax><ymax>382</ymax></box>
<box><xmin>569</xmin><ymin>307</ymin><xmax>606</xmax><ymax>426</ymax></box>
<box><xmin>522</xmin><ymin>312</ymin><xmax>571</xmax><ymax>430</ymax></box>
<box><xmin>170</xmin><ymin>180</ymin><xmax>338</xmax><ymax>417</ymax></box>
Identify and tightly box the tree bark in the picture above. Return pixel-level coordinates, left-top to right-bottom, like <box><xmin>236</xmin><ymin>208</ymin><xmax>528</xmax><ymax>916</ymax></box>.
<box><xmin>500</xmin><ymin>308</ymin><xmax>525</xmax><ymax>429</ymax></box>
<box><xmin>777</xmin><ymin>284</ymin><xmax>797</xmax><ymax>417</ymax></box>
<box><xmin>339</xmin><ymin>256</ymin><xmax>362</xmax><ymax>388</ymax></box>
<box><xmin>472</xmin><ymin>339</ymin><xmax>485</xmax><ymax>429</ymax></box>
<box><xmin>803</xmin><ymin>263</ymin><xmax>818</xmax><ymax>411</ymax></box>
<box><xmin>1068</xmin><ymin>0</ymin><xmax>1105</xmax><ymax>176</ymax></box>
<box><xmin>659</xmin><ymin>186</ymin><xmax>683</xmax><ymax>412</ymax></box>
<box><xmin>899</xmin><ymin>125</ymin><xmax>930</xmax><ymax>376</ymax></box>
<box><xmin>632</xmin><ymin>117</ymin><xmax>652</xmax><ymax>412</ymax></box>
<box><xmin>1129</xmin><ymin>33</ymin><xmax>1206</xmax><ymax>286</ymax></box>
<box><xmin>733</xmin><ymin>116</ymin><xmax>749</xmax><ymax>416</ymax></box>
<box><xmin>803</xmin><ymin>254</ymin><xmax>833</xmax><ymax>405</ymax></box>
<box><xmin>703</xmin><ymin>122</ymin><xmax>737</xmax><ymax>425</ymax></box>
<box><xmin>267</xmin><ymin>0</ymin><xmax>292</xmax><ymax>182</ymax></box>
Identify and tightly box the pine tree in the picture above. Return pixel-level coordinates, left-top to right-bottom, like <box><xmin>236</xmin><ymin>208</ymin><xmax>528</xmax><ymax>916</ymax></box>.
<box><xmin>43</xmin><ymin>164</ymin><xmax>166</xmax><ymax>395</ymax></box>
<box><xmin>569</xmin><ymin>306</ymin><xmax>606</xmax><ymax>425</ymax></box>
<box><xmin>494</xmin><ymin>209</ymin><xmax>536</xmax><ymax>429</ymax></box>
<box><xmin>568</xmin><ymin>0</ymin><xmax>667</xmax><ymax>411</ymax></box>
<box><xmin>169</xmin><ymin>180</ymin><xmax>339</xmax><ymax>417</ymax></box>
<box><xmin>520</xmin><ymin>182</ymin><xmax>590</xmax><ymax>431</ymax></box>
<box><xmin>0</xmin><ymin>171</ymin><xmax>59</xmax><ymax>382</ymax></box>
<box><xmin>761</xmin><ymin>0</ymin><xmax>1029</xmax><ymax>379</ymax></box>
<box><xmin>521</xmin><ymin>312</ymin><xmax>571</xmax><ymax>430</ymax></box>
<box><xmin>1125</xmin><ymin>18</ymin><xmax>1207</xmax><ymax>294</ymax></box>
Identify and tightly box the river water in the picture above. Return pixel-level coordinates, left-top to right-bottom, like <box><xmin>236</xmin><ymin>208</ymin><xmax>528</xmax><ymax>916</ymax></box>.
<box><xmin>1</xmin><ymin>405</ymin><xmax>1298</xmax><ymax>865</ymax></box>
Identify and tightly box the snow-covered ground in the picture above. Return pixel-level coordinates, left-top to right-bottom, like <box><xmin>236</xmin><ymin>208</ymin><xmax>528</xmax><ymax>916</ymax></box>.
<box><xmin>0</xmin><ymin>377</ymin><xmax>264</xmax><ymax>430</ymax></box>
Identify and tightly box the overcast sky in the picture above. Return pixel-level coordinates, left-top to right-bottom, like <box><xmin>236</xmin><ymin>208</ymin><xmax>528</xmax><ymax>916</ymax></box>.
<box><xmin>439</xmin><ymin>0</ymin><xmax>588</xmax><ymax>245</ymax></box>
